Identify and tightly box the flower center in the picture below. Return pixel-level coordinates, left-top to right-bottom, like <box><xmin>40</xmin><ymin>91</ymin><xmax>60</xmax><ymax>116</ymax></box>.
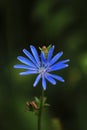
<box><xmin>39</xmin><ymin>67</ymin><xmax>46</xmax><ymax>75</ymax></box>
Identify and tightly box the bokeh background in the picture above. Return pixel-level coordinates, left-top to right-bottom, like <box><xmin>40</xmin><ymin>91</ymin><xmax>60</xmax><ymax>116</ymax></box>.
<box><xmin>0</xmin><ymin>0</ymin><xmax>87</xmax><ymax>130</ymax></box>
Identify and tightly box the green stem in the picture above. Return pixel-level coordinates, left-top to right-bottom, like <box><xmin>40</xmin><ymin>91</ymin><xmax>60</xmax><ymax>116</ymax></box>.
<box><xmin>38</xmin><ymin>89</ymin><xmax>45</xmax><ymax>130</ymax></box>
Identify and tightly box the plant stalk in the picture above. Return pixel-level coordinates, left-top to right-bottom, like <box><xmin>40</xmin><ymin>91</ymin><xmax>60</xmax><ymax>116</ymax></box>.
<box><xmin>38</xmin><ymin>89</ymin><xmax>44</xmax><ymax>130</ymax></box>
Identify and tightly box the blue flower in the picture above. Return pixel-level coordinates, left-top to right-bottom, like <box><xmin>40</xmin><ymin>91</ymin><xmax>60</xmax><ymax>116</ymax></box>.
<box><xmin>14</xmin><ymin>45</ymin><xmax>70</xmax><ymax>90</ymax></box>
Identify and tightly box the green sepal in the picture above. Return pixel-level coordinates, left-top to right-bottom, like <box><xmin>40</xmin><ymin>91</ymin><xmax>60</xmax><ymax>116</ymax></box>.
<box><xmin>39</xmin><ymin>47</ymin><xmax>42</xmax><ymax>51</ymax></box>
<box><xmin>47</xmin><ymin>44</ymin><xmax>52</xmax><ymax>51</ymax></box>
<box><xmin>34</xmin><ymin>97</ymin><xmax>40</xmax><ymax>108</ymax></box>
<box><xmin>26</xmin><ymin>96</ymin><xmax>50</xmax><ymax>115</ymax></box>
<box><xmin>44</xmin><ymin>103</ymin><xmax>50</xmax><ymax>107</ymax></box>
<box><xmin>40</xmin><ymin>96</ymin><xmax>50</xmax><ymax>108</ymax></box>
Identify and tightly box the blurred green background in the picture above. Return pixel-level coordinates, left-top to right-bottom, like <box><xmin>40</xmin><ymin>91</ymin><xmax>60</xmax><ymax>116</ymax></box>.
<box><xmin>0</xmin><ymin>0</ymin><xmax>87</xmax><ymax>130</ymax></box>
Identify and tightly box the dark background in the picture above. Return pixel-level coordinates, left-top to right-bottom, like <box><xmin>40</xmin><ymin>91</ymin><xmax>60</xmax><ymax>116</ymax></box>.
<box><xmin>0</xmin><ymin>0</ymin><xmax>87</xmax><ymax>130</ymax></box>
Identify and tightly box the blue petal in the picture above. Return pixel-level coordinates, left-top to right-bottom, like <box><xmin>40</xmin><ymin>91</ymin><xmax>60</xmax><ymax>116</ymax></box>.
<box><xmin>30</xmin><ymin>45</ymin><xmax>40</xmax><ymax>66</ymax></box>
<box><xmin>14</xmin><ymin>64</ymin><xmax>30</xmax><ymax>69</ymax></box>
<box><xmin>45</xmin><ymin>73</ymin><xmax>56</xmax><ymax>85</ymax></box>
<box><xmin>14</xmin><ymin>64</ymin><xmax>36</xmax><ymax>70</ymax></box>
<box><xmin>23</xmin><ymin>49</ymin><xmax>37</xmax><ymax>65</ymax></box>
<box><xmin>42</xmin><ymin>76</ymin><xmax>46</xmax><ymax>90</ymax></box>
<box><xmin>57</xmin><ymin>59</ymin><xmax>70</xmax><ymax>64</ymax></box>
<box><xmin>48</xmin><ymin>63</ymin><xmax>69</xmax><ymax>72</ymax></box>
<box><xmin>48</xmin><ymin>45</ymin><xmax>54</xmax><ymax>61</ymax></box>
<box><xmin>41</xmin><ymin>51</ymin><xmax>47</xmax><ymax>65</ymax></box>
<box><xmin>50</xmin><ymin>51</ymin><xmax>63</xmax><ymax>65</ymax></box>
<box><xmin>47</xmin><ymin>73</ymin><xmax>64</xmax><ymax>82</ymax></box>
<box><xmin>33</xmin><ymin>74</ymin><xmax>41</xmax><ymax>87</ymax></box>
<box><xmin>19</xmin><ymin>70</ymin><xmax>38</xmax><ymax>75</ymax></box>
<box><xmin>17</xmin><ymin>56</ymin><xmax>36</xmax><ymax>68</ymax></box>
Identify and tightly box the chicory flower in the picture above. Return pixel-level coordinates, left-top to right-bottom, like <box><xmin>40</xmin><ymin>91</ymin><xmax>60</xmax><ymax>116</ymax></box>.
<box><xmin>14</xmin><ymin>45</ymin><xmax>69</xmax><ymax>90</ymax></box>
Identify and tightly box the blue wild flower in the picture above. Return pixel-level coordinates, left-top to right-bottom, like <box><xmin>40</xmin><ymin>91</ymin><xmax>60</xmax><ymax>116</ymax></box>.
<box><xmin>14</xmin><ymin>45</ymin><xmax>70</xmax><ymax>90</ymax></box>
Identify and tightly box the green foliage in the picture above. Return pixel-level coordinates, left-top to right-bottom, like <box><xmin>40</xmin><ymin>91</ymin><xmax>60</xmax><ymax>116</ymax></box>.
<box><xmin>0</xmin><ymin>0</ymin><xmax>87</xmax><ymax>130</ymax></box>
